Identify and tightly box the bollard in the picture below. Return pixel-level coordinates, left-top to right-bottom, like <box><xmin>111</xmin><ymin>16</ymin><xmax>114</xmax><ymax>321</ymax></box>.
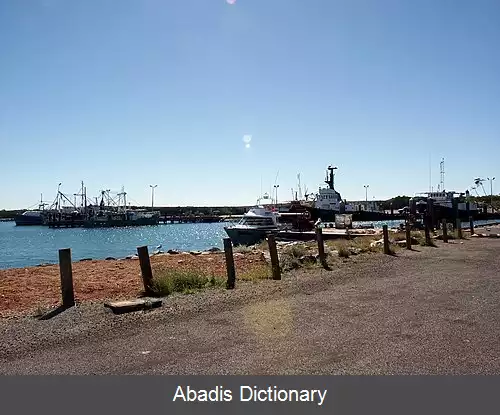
<box><xmin>382</xmin><ymin>225</ymin><xmax>390</xmax><ymax>255</ymax></box>
<box><xmin>267</xmin><ymin>234</ymin><xmax>281</xmax><ymax>280</ymax></box>
<box><xmin>223</xmin><ymin>238</ymin><xmax>236</xmax><ymax>289</ymax></box>
<box><xmin>405</xmin><ymin>221</ymin><xmax>412</xmax><ymax>250</ymax></box>
<box><xmin>58</xmin><ymin>248</ymin><xmax>75</xmax><ymax>307</ymax></box>
<box><xmin>316</xmin><ymin>227</ymin><xmax>327</xmax><ymax>267</ymax></box>
<box><xmin>137</xmin><ymin>246</ymin><xmax>154</xmax><ymax>295</ymax></box>
<box><xmin>469</xmin><ymin>216</ymin><xmax>474</xmax><ymax>235</ymax></box>
<box><xmin>456</xmin><ymin>218</ymin><xmax>462</xmax><ymax>239</ymax></box>
<box><xmin>442</xmin><ymin>219</ymin><xmax>448</xmax><ymax>243</ymax></box>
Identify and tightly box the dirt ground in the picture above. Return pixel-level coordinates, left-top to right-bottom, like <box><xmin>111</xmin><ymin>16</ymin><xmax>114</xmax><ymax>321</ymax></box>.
<box><xmin>0</xmin><ymin>232</ymin><xmax>499</xmax><ymax>374</ymax></box>
<box><xmin>0</xmin><ymin>251</ymin><xmax>267</xmax><ymax>317</ymax></box>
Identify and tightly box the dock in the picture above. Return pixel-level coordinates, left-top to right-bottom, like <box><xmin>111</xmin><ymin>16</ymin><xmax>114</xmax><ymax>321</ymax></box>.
<box><xmin>158</xmin><ymin>215</ymin><xmax>222</xmax><ymax>224</ymax></box>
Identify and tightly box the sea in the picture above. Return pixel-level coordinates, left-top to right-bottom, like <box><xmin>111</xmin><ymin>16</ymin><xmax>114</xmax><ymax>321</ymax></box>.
<box><xmin>0</xmin><ymin>219</ymin><xmax>499</xmax><ymax>270</ymax></box>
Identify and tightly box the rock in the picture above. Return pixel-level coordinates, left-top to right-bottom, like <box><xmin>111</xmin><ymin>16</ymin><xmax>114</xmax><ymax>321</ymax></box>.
<box><xmin>79</xmin><ymin>258</ymin><xmax>93</xmax><ymax>262</ymax></box>
<box><xmin>37</xmin><ymin>263</ymin><xmax>52</xmax><ymax>267</ymax></box>
<box><xmin>177</xmin><ymin>260</ymin><xmax>184</xmax><ymax>264</ymax></box>
<box><xmin>370</xmin><ymin>239</ymin><xmax>384</xmax><ymax>248</ymax></box>
<box><xmin>189</xmin><ymin>251</ymin><xmax>202</xmax><ymax>256</ymax></box>
<box><xmin>234</xmin><ymin>252</ymin><xmax>245</xmax><ymax>258</ymax></box>
<box><xmin>348</xmin><ymin>247</ymin><xmax>362</xmax><ymax>255</ymax></box>
<box><xmin>298</xmin><ymin>255</ymin><xmax>316</xmax><ymax>263</ymax></box>
<box><xmin>105</xmin><ymin>257</ymin><xmax>116</xmax><ymax>260</ymax></box>
<box><xmin>167</xmin><ymin>249</ymin><xmax>180</xmax><ymax>255</ymax></box>
<box><xmin>207</xmin><ymin>247</ymin><xmax>221</xmax><ymax>252</ymax></box>
<box><xmin>200</xmin><ymin>251</ymin><xmax>211</xmax><ymax>255</ymax></box>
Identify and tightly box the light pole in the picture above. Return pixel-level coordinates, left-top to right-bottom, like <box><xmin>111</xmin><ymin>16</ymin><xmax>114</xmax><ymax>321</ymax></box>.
<box><xmin>364</xmin><ymin>185</ymin><xmax>369</xmax><ymax>202</ymax></box>
<box><xmin>273</xmin><ymin>184</ymin><xmax>279</xmax><ymax>206</ymax></box>
<box><xmin>149</xmin><ymin>185</ymin><xmax>157</xmax><ymax>211</ymax></box>
<box><xmin>487</xmin><ymin>177</ymin><xmax>495</xmax><ymax>211</ymax></box>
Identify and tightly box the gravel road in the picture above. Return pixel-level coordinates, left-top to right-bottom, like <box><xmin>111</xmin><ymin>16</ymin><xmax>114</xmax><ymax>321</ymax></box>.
<box><xmin>1</xmin><ymin>236</ymin><xmax>499</xmax><ymax>374</ymax></box>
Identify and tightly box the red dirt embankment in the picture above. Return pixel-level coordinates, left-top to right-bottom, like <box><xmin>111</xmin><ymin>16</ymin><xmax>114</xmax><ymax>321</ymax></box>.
<box><xmin>0</xmin><ymin>252</ymin><xmax>266</xmax><ymax>317</ymax></box>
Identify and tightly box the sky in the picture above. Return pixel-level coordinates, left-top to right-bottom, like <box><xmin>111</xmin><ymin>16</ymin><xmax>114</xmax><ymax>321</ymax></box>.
<box><xmin>1</xmin><ymin>0</ymin><xmax>499</xmax><ymax>209</ymax></box>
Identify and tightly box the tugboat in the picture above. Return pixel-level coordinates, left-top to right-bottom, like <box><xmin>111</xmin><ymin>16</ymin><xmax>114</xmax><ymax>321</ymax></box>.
<box><xmin>305</xmin><ymin>165</ymin><xmax>355</xmax><ymax>221</ymax></box>
<box><xmin>224</xmin><ymin>206</ymin><xmax>281</xmax><ymax>246</ymax></box>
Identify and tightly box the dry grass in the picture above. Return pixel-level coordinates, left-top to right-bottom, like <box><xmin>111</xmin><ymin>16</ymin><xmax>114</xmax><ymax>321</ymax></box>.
<box><xmin>151</xmin><ymin>268</ymin><xmax>225</xmax><ymax>296</ymax></box>
<box><xmin>238</xmin><ymin>264</ymin><xmax>272</xmax><ymax>281</ymax></box>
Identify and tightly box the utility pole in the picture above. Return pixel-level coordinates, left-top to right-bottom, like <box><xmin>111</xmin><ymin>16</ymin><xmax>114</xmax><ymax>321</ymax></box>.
<box><xmin>488</xmin><ymin>177</ymin><xmax>495</xmax><ymax>212</ymax></box>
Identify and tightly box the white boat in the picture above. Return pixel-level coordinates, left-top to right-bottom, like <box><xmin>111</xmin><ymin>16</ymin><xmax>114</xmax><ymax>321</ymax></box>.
<box><xmin>307</xmin><ymin>166</ymin><xmax>355</xmax><ymax>221</ymax></box>
<box><xmin>224</xmin><ymin>206</ymin><xmax>281</xmax><ymax>246</ymax></box>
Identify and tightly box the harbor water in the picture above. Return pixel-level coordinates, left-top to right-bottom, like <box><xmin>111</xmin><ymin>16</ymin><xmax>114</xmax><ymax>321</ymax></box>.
<box><xmin>0</xmin><ymin>219</ymin><xmax>499</xmax><ymax>270</ymax></box>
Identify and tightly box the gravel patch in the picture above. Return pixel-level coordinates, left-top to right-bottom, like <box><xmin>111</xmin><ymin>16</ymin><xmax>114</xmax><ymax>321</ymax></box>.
<box><xmin>0</xmin><ymin>236</ymin><xmax>499</xmax><ymax>374</ymax></box>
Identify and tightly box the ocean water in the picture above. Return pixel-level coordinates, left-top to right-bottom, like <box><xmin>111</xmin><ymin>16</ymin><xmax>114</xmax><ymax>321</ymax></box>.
<box><xmin>1</xmin><ymin>219</ymin><xmax>499</xmax><ymax>270</ymax></box>
<box><xmin>0</xmin><ymin>222</ymin><xmax>228</xmax><ymax>270</ymax></box>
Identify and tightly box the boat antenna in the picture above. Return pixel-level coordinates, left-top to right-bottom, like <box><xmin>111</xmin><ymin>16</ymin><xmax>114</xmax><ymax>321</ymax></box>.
<box><xmin>297</xmin><ymin>173</ymin><xmax>303</xmax><ymax>200</ymax></box>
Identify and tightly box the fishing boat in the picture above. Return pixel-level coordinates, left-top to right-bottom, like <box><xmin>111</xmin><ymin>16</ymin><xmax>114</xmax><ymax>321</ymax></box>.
<box><xmin>14</xmin><ymin>194</ymin><xmax>51</xmax><ymax>226</ymax></box>
<box><xmin>224</xmin><ymin>206</ymin><xmax>281</xmax><ymax>246</ymax></box>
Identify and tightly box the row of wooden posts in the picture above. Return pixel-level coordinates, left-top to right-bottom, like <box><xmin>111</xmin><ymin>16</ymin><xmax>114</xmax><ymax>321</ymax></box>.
<box><xmin>56</xmin><ymin>217</ymin><xmax>474</xmax><ymax>309</ymax></box>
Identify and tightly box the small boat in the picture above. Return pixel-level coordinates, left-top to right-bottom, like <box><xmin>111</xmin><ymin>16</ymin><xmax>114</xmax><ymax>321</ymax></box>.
<box><xmin>224</xmin><ymin>206</ymin><xmax>281</xmax><ymax>246</ymax></box>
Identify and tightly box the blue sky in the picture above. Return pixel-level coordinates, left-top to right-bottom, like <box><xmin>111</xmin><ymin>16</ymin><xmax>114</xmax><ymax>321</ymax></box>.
<box><xmin>1</xmin><ymin>0</ymin><xmax>499</xmax><ymax>209</ymax></box>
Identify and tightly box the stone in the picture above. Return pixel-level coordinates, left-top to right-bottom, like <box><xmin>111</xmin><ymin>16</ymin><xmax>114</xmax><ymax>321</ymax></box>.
<box><xmin>79</xmin><ymin>258</ymin><xmax>93</xmax><ymax>262</ymax></box>
<box><xmin>207</xmin><ymin>247</ymin><xmax>221</xmax><ymax>252</ymax></box>
<box><xmin>105</xmin><ymin>257</ymin><xmax>116</xmax><ymax>260</ymax></box>
<box><xmin>298</xmin><ymin>255</ymin><xmax>316</xmax><ymax>263</ymax></box>
<box><xmin>348</xmin><ymin>247</ymin><xmax>362</xmax><ymax>255</ymax></box>
<box><xmin>370</xmin><ymin>239</ymin><xmax>384</xmax><ymax>248</ymax></box>
<box><xmin>177</xmin><ymin>259</ymin><xmax>184</xmax><ymax>264</ymax></box>
<box><xmin>189</xmin><ymin>251</ymin><xmax>203</xmax><ymax>256</ymax></box>
<box><xmin>200</xmin><ymin>251</ymin><xmax>211</xmax><ymax>255</ymax></box>
<box><xmin>167</xmin><ymin>249</ymin><xmax>180</xmax><ymax>255</ymax></box>
<box><xmin>104</xmin><ymin>298</ymin><xmax>162</xmax><ymax>314</ymax></box>
<box><xmin>234</xmin><ymin>252</ymin><xmax>245</xmax><ymax>258</ymax></box>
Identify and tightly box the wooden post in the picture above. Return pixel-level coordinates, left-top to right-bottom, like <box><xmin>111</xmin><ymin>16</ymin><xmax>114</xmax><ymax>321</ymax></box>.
<box><xmin>223</xmin><ymin>238</ymin><xmax>236</xmax><ymax>289</ymax></box>
<box><xmin>382</xmin><ymin>225</ymin><xmax>390</xmax><ymax>254</ymax></box>
<box><xmin>456</xmin><ymin>218</ymin><xmax>462</xmax><ymax>239</ymax></box>
<box><xmin>316</xmin><ymin>227</ymin><xmax>326</xmax><ymax>266</ymax></box>
<box><xmin>442</xmin><ymin>219</ymin><xmax>448</xmax><ymax>243</ymax></box>
<box><xmin>405</xmin><ymin>221</ymin><xmax>412</xmax><ymax>250</ymax></box>
<box><xmin>469</xmin><ymin>216</ymin><xmax>474</xmax><ymax>235</ymax></box>
<box><xmin>428</xmin><ymin>198</ymin><xmax>436</xmax><ymax>231</ymax></box>
<box><xmin>452</xmin><ymin>198</ymin><xmax>459</xmax><ymax>230</ymax></box>
<box><xmin>137</xmin><ymin>246</ymin><xmax>154</xmax><ymax>295</ymax></box>
<box><xmin>424</xmin><ymin>216</ymin><xmax>432</xmax><ymax>245</ymax></box>
<box><xmin>267</xmin><ymin>234</ymin><xmax>281</xmax><ymax>280</ymax></box>
<box><xmin>58</xmin><ymin>248</ymin><xmax>75</xmax><ymax>307</ymax></box>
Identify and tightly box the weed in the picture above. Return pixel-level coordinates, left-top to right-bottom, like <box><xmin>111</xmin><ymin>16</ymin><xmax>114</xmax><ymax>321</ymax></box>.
<box><xmin>239</xmin><ymin>264</ymin><xmax>272</xmax><ymax>281</ymax></box>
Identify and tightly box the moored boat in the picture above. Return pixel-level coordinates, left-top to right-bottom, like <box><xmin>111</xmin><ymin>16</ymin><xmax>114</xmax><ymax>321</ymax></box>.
<box><xmin>224</xmin><ymin>206</ymin><xmax>281</xmax><ymax>246</ymax></box>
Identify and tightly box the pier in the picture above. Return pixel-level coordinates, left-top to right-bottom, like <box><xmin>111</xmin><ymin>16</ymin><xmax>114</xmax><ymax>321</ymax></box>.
<box><xmin>158</xmin><ymin>215</ymin><xmax>223</xmax><ymax>224</ymax></box>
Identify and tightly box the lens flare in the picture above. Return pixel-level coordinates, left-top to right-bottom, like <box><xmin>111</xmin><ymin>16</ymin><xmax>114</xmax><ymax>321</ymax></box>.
<box><xmin>226</xmin><ymin>0</ymin><xmax>236</xmax><ymax>4</ymax></box>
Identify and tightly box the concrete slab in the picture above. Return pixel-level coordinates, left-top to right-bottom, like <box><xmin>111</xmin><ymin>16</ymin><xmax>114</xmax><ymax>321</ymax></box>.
<box><xmin>104</xmin><ymin>298</ymin><xmax>162</xmax><ymax>314</ymax></box>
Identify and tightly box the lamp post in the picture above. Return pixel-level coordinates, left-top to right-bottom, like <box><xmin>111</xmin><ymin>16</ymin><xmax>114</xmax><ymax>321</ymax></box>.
<box><xmin>363</xmin><ymin>185</ymin><xmax>369</xmax><ymax>211</ymax></box>
<box><xmin>487</xmin><ymin>177</ymin><xmax>495</xmax><ymax>212</ymax></box>
<box><xmin>149</xmin><ymin>185</ymin><xmax>157</xmax><ymax>211</ymax></box>
<box><xmin>273</xmin><ymin>184</ymin><xmax>279</xmax><ymax>206</ymax></box>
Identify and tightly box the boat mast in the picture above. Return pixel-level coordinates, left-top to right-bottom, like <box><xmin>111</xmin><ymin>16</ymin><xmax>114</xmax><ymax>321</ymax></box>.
<box><xmin>325</xmin><ymin>166</ymin><xmax>337</xmax><ymax>190</ymax></box>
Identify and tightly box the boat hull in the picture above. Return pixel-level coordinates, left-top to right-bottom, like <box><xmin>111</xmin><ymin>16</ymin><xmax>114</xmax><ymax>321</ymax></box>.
<box><xmin>14</xmin><ymin>215</ymin><xmax>45</xmax><ymax>226</ymax></box>
<box><xmin>224</xmin><ymin>227</ymin><xmax>277</xmax><ymax>246</ymax></box>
